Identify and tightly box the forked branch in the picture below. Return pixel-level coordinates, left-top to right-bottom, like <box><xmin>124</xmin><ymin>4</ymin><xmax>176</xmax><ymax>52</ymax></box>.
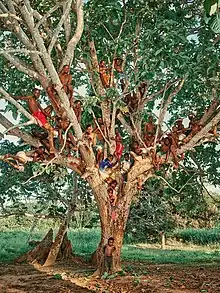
<box><xmin>0</xmin><ymin>113</ymin><xmax>40</xmax><ymax>147</ymax></box>
<box><xmin>61</xmin><ymin>0</ymin><xmax>84</xmax><ymax>67</ymax></box>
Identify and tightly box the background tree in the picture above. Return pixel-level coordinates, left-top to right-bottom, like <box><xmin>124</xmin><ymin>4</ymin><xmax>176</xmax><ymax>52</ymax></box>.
<box><xmin>0</xmin><ymin>139</ymin><xmax>95</xmax><ymax>265</ymax></box>
<box><xmin>0</xmin><ymin>0</ymin><xmax>219</xmax><ymax>274</ymax></box>
<box><xmin>126</xmin><ymin>160</ymin><xmax>220</xmax><ymax>246</ymax></box>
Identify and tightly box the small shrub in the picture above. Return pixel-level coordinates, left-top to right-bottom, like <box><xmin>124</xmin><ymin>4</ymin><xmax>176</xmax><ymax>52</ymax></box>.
<box><xmin>52</xmin><ymin>274</ymin><xmax>62</xmax><ymax>280</ymax></box>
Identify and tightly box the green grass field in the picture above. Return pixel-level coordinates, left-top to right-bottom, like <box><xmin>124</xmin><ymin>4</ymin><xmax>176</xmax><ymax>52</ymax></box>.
<box><xmin>0</xmin><ymin>228</ymin><xmax>220</xmax><ymax>265</ymax></box>
<box><xmin>173</xmin><ymin>227</ymin><xmax>220</xmax><ymax>245</ymax></box>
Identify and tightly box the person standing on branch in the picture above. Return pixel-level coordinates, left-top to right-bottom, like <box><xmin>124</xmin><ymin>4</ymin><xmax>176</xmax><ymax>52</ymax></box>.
<box><xmin>144</xmin><ymin>115</ymin><xmax>156</xmax><ymax>147</ymax></box>
<box><xmin>74</xmin><ymin>100</ymin><xmax>82</xmax><ymax>122</ymax></box>
<box><xmin>59</xmin><ymin>65</ymin><xmax>74</xmax><ymax>107</ymax></box>
<box><xmin>99</xmin><ymin>60</ymin><xmax>110</xmax><ymax>88</ymax></box>
<box><xmin>113</xmin><ymin>129</ymin><xmax>124</xmax><ymax>161</ymax></box>
<box><xmin>14</xmin><ymin>89</ymin><xmax>55</xmax><ymax>154</ymax></box>
<box><xmin>47</xmin><ymin>65</ymin><xmax>74</xmax><ymax>117</ymax></box>
<box><xmin>83</xmin><ymin>124</ymin><xmax>96</xmax><ymax>147</ymax></box>
<box><xmin>113</xmin><ymin>58</ymin><xmax>123</xmax><ymax>73</ymax></box>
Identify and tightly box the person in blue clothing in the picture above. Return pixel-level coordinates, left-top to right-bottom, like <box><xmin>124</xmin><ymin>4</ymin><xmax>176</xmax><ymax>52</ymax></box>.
<box><xmin>99</xmin><ymin>154</ymin><xmax>114</xmax><ymax>171</ymax></box>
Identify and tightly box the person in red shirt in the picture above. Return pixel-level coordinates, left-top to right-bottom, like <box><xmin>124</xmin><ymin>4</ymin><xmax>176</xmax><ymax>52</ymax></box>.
<box><xmin>114</xmin><ymin>129</ymin><xmax>124</xmax><ymax>160</ymax></box>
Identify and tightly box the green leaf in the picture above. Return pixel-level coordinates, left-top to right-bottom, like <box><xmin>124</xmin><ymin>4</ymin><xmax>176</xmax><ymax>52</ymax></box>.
<box><xmin>204</xmin><ymin>0</ymin><xmax>218</xmax><ymax>16</ymax></box>
<box><xmin>12</xmin><ymin>109</ymin><xmax>18</xmax><ymax>120</ymax></box>
<box><xmin>210</xmin><ymin>13</ymin><xmax>220</xmax><ymax>33</ymax></box>
<box><xmin>155</xmin><ymin>48</ymin><xmax>163</xmax><ymax>56</ymax></box>
<box><xmin>210</xmin><ymin>3</ymin><xmax>218</xmax><ymax>15</ymax></box>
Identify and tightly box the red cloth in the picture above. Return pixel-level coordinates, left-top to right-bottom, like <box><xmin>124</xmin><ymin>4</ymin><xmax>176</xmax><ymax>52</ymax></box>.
<box><xmin>32</xmin><ymin>110</ymin><xmax>47</xmax><ymax>127</ymax></box>
<box><xmin>114</xmin><ymin>142</ymin><xmax>124</xmax><ymax>160</ymax></box>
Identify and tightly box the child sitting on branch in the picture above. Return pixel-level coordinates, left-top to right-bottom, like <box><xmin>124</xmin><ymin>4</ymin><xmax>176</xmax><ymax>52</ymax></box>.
<box><xmin>99</xmin><ymin>154</ymin><xmax>117</xmax><ymax>180</ymax></box>
<box><xmin>1</xmin><ymin>147</ymin><xmax>48</xmax><ymax>172</ymax></box>
<box><xmin>14</xmin><ymin>88</ymin><xmax>55</xmax><ymax>154</ymax></box>
<box><xmin>47</xmin><ymin>65</ymin><xmax>74</xmax><ymax>117</ymax></box>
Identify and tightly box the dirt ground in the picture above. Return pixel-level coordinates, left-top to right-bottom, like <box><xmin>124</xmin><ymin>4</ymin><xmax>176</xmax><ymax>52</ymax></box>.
<box><xmin>0</xmin><ymin>260</ymin><xmax>219</xmax><ymax>293</ymax></box>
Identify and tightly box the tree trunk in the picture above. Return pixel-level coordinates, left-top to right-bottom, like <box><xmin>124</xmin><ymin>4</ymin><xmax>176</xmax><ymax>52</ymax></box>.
<box><xmin>43</xmin><ymin>187</ymin><xmax>76</xmax><ymax>267</ymax></box>
<box><xmin>92</xmin><ymin>189</ymin><xmax>132</xmax><ymax>275</ymax></box>
<box><xmin>160</xmin><ymin>232</ymin><xmax>166</xmax><ymax>250</ymax></box>
<box><xmin>89</xmin><ymin>157</ymin><xmax>153</xmax><ymax>275</ymax></box>
<box><xmin>57</xmin><ymin>232</ymin><xmax>74</xmax><ymax>260</ymax></box>
<box><xmin>43</xmin><ymin>220</ymin><xmax>68</xmax><ymax>267</ymax></box>
<box><xmin>15</xmin><ymin>229</ymin><xmax>53</xmax><ymax>264</ymax></box>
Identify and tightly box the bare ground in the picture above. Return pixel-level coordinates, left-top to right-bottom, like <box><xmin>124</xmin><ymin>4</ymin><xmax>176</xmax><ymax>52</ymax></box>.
<box><xmin>0</xmin><ymin>260</ymin><xmax>219</xmax><ymax>293</ymax></box>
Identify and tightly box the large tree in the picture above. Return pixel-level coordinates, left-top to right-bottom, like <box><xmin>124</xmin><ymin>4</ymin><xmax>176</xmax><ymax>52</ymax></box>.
<box><xmin>0</xmin><ymin>0</ymin><xmax>219</xmax><ymax>273</ymax></box>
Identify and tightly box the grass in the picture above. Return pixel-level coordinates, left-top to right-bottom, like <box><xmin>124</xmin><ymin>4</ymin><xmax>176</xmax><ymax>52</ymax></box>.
<box><xmin>0</xmin><ymin>228</ymin><xmax>220</xmax><ymax>265</ymax></box>
<box><xmin>173</xmin><ymin>227</ymin><xmax>220</xmax><ymax>245</ymax></box>
<box><xmin>0</xmin><ymin>230</ymin><xmax>43</xmax><ymax>262</ymax></box>
<box><xmin>122</xmin><ymin>245</ymin><xmax>220</xmax><ymax>264</ymax></box>
<box><xmin>69</xmin><ymin>229</ymin><xmax>100</xmax><ymax>255</ymax></box>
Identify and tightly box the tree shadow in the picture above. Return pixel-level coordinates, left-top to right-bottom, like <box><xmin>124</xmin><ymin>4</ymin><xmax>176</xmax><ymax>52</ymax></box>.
<box><xmin>0</xmin><ymin>262</ymin><xmax>94</xmax><ymax>293</ymax></box>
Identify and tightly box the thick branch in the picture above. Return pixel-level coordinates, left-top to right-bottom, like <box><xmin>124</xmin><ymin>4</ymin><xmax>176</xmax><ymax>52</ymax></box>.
<box><xmin>63</xmin><ymin>1</ymin><xmax>71</xmax><ymax>43</ymax></box>
<box><xmin>4</xmin><ymin>1</ymin><xmax>47</xmax><ymax>84</ymax></box>
<box><xmin>87</xmin><ymin>40</ymin><xmax>111</xmax><ymax>138</ymax></box>
<box><xmin>0</xmin><ymin>12</ymin><xmax>21</xmax><ymax>21</ymax></box>
<box><xmin>199</xmin><ymin>90</ymin><xmax>220</xmax><ymax>125</ymax></box>
<box><xmin>0</xmin><ymin>49</ymin><xmax>42</xmax><ymax>55</ymax></box>
<box><xmin>124</xmin><ymin>158</ymin><xmax>154</xmax><ymax>202</ymax></box>
<box><xmin>128</xmin><ymin>157</ymin><xmax>153</xmax><ymax>183</ymax></box>
<box><xmin>0</xmin><ymin>2</ymin><xmax>8</xmax><ymax>13</ymax></box>
<box><xmin>2</xmin><ymin>52</ymin><xmax>41</xmax><ymax>80</ymax></box>
<box><xmin>88</xmin><ymin>40</ymin><xmax>105</xmax><ymax>96</ymax></box>
<box><xmin>61</xmin><ymin>0</ymin><xmax>84</xmax><ymax>67</ymax></box>
<box><xmin>159</xmin><ymin>78</ymin><xmax>185</xmax><ymax>127</ymax></box>
<box><xmin>5</xmin><ymin>0</ymin><xmax>16</xmax><ymax>14</ymax></box>
<box><xmin>178</xmin><ymin>110</ymin><xmax>220</xmax><ymax>154</ymax></box>
<box><xmin>48</xmin><ymin>0</ymin><xmax>72</xmax><ymax>55</ymax></box>
<box><xmin>55</xmin><ymin>155</ymin><xmax>83</xmax><ymax>175</ymax></box>
<box><xmin>0</xmin><ymin>113</ymin><xmax>40</xmax><ymax>147</ymax></box>
<box><xmin>0</xmin><ymin>87</ymin><xmax>36</xmax><ymax>122</ymax></box>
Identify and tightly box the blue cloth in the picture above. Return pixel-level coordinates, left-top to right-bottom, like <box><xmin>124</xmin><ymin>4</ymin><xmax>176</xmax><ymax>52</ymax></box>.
<box><xmin>99</xmin><ymin>158</ymin><xmax>112</xmax><ymax>171</ymax></box>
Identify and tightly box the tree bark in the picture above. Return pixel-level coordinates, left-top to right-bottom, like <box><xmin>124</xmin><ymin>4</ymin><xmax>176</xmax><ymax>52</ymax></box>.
<box><xmin>43</xmin><ymin>195</ymin><xmax>76</xmax><ymax>267</ymax></box>
<box><xmin>43</xmin><ymin>220</ymin><xmax>68</xmax><ymax>267</ymax></box>
<box><xmin>92</xmin><ymin>190</ymin><xmax>132</xmax><ymax>275</ymax></box>
<box><xmin>0</xmin><ymin>113</ymin><xmax>41</xmax><ymax>148</ymax></box>
<box><xmin>15</xmin><ymin>229</ymin><xmax>53</xmax><ymax>264</ymax></box>
<box><xmin>90</xmin><ymin>158</ymin><xmax>153</xmax><ymax>275</ymax></box>
<box><xmin>160</xmin><ymin>232</ymin><xmax>166</xmax><ymax>250</ymax></box>
<box><xmin>57</xmin><ymin>232</ymin><xmax>74</xmax><ymax>260</ymax></box>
